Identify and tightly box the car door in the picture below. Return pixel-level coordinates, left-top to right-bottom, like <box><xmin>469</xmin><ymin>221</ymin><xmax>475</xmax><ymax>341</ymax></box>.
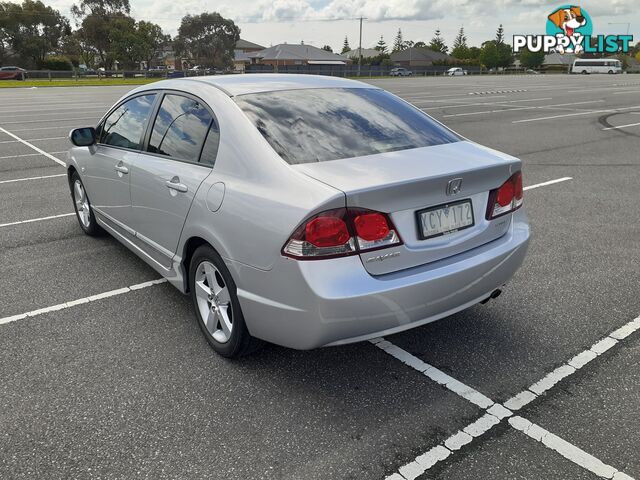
<box><xmin>84</xmin><ymin>93</ymin><xmax>157</xmax><ymax>232</ymax></box>
<box><xmin>128</xmin><ymin>92</ymin><xmax>218</xmax><ymax>268</ymax></box>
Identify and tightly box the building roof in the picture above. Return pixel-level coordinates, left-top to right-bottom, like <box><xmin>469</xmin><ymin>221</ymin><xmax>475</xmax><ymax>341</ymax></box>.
<box><xmin>236</xmin><ymin>39</ymin><xmax>265</xmax><ymax>50</ymax></box>
<box><xmin>145</xmin><ymin>74</ymin><xmax>377</xmax><ymax>97</ymax></box>
<box><xmin>307</xmin><ymin>60</ymin><xmax>347</xmax><ymax>65</ymax></box>
<box><xmin>251</xmin><ymin>44</ymin><xmax>350</xmax><ymax>62</ymax></box>
<box><xmin>234</xmin><ymin>51</ymin><xmax>253</xmax><ymax>63</ymax></box>
<box><xmin>344</xmin><ymin>48</ymin><xmax>380</xmax><ymax>59</ymax></box>
<box><xmin>390</xmin><ymin>47</ymin><xmax>451</xmax><ymax>62</ymax></box>
<box><xmin>543</xmin><ymin>53</ymin><xmax>576</xmax><ymax>65</ymax></box>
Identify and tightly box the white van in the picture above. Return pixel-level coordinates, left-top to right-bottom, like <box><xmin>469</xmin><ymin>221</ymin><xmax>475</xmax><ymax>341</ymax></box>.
<box><xmin>572</xmin><ymin>59</ymin><xmax>622</xmax><ymax>74</ymax></box>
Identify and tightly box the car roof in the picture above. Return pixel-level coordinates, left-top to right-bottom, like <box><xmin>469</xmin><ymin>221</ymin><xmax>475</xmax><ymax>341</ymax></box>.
<box><xmin>139</xmin><ymin>74</ymin><xmax>378</xmax><ymax>97</ymax></box>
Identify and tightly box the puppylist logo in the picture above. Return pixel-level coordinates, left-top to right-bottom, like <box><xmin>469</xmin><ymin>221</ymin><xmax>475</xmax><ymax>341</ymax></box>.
<box><xmin>513</xmin><ymin>5</ymin><xmax>634</xmax><ymax>54</ymax></box>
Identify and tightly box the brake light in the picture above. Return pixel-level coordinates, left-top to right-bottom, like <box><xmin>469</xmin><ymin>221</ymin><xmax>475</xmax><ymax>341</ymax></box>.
<box><xmin>306</xmin><ymin>217</ymin><xmax>350</xmax><ymax>247</ymax></box>
<box><xmin>486</xmin><ymin>171</ymin><xmax>523</xmax><ymax>220</ymax></box>
<box><xmin>283</xmin><ymin>208</ymin><xmax>402</xmax><ymax>259</ymax></box>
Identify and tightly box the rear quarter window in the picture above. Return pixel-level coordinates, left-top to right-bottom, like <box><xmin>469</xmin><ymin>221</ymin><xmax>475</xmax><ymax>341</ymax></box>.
<box><xmin>235</xmin><ymin>88</ymin><xmax>460</xmax><ymax>165</ymax></box>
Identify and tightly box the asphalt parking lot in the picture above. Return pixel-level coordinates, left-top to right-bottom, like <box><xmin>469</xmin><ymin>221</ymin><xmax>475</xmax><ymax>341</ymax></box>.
<box><xmin>1</xmin><ymin>74</ymin><xmax>639</xmax><ymax>480</ymax></box>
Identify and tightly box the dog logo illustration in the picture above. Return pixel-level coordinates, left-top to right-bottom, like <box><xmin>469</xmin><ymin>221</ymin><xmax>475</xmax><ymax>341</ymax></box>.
<box><xmin>546</xmin><ymin>5</ymin><xmax>592</xmax><ymax>53</ymax></box>
<box><xmin>513</xmin><ymin>5</ymin><xmax>632</xmax><ymax>55</ymax></box>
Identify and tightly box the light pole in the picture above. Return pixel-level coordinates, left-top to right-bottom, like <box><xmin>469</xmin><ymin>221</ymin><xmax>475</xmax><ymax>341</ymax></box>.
<box><xmin>357</xmin><ymin>16</ymin><xmax>367</xmax><ymax>77</ymax></box>
<box><xmin>607</xmin><ymin>22</ymin><xmax>631</xmax><ymax>35</ymax></box>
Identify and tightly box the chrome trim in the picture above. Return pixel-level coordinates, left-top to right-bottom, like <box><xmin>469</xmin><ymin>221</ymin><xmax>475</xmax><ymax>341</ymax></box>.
<box><xmin>93</xmin><ymin>207</ymin><xmax>135</xmax><ymax>236</ymax></box>
<box><xmin>136</xmin><ymin>231</ymin><xmax>175</xmax><ymax>260</ymax></box>
<box><xmin>94</xmin><ymin>216</ymin><xmax>170</xmax><ymax>272</ymax></box>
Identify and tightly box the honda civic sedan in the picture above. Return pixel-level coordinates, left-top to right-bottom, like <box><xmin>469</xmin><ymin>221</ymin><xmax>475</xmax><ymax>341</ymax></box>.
<box><xmin>67</xmin><ymin>74</ymin><xmax>529</xmax><ymax>357</ymax></box>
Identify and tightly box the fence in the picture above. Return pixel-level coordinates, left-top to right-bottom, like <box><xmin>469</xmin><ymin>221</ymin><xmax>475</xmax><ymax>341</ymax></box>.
<box><xmin>10</xmin><ymin>69</ymin><xmax>217</xmax><ymax>81</ymax></box>
<box><xmin>4</xmin><ymin>65</ymin><xmax>562</xmax><ymax>82</ymax></box>
<box><xmin>245</xmin><ymin>64</ymin><xmax>485</xmax><ymax>76</ymax></box>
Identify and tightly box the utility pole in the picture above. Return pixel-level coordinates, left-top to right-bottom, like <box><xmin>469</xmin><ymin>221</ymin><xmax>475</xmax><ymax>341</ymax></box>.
<box><xmin>357</xmin><ymin>16</ymin><xmax>366</xmax><ymax>77</ymax></box>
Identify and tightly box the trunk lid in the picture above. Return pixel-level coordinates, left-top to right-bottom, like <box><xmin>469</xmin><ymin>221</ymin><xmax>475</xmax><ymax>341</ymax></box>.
<box><xmin>293</xmin><ymin>141</ymin><xmax>521</xmax><ymax>275</ymax></box>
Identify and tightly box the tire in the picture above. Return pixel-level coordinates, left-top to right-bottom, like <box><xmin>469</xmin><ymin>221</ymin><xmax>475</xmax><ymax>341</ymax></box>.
<box><xmin>608</xmin><ymin>70</ymin><xmax>613</xmax><ymax>74</ymax></box>
<box><xmin>70</xmin><ymin>171</ymin><xmax>103</xmax><ymax>236</ymax></box>
<box><xmin>189</xmin><ymin>245</ymin><xmax>261</xmax><ymax>358</ymax></box>
<box><xmin>582</xmin><ymin>70</ymin><xmax>588</xmax><ymax>75</ymax></box>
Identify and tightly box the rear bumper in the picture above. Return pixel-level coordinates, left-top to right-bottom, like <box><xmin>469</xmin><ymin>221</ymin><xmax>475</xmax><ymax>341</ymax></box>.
<box><xmin>232</xmin><ymin>209</ymin><xmax>530</xmax><ymax>350</ymax></box>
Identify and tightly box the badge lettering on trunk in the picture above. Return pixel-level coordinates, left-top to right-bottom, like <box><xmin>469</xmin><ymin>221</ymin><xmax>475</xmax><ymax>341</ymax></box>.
<box><xmin>446</xmin><ymin>178</ymin><xmax>463</xmax><ymax>196</ymax></box>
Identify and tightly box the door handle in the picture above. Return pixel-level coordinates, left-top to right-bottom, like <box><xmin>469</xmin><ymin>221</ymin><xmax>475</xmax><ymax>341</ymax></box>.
<box><xmin>165</xmin><ymin>179</ymin><xmax>188</xmax><ymax>193</ymax></box>
<box><xmin>114</xmin><ymin>164</ymin><xmax>129</xmax><ymax>174</ymax></box>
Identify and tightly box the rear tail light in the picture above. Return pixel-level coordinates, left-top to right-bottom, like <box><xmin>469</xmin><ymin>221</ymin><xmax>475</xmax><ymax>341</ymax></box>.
<box><xmin>486</xmin><ymin>171</ymin><xmax>523</xmax><ymax>220</ymax></box>
<box><xmin>283</xmin><ymin>208</ymin><xmax>402</xmax><ymax>260</ymax></box>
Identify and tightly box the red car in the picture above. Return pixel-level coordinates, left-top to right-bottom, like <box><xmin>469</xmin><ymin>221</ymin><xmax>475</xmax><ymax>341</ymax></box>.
<box><xmin>0</xmin><ymin>66</ymin><xmax>26</xmax><ymax>80</ymax></box>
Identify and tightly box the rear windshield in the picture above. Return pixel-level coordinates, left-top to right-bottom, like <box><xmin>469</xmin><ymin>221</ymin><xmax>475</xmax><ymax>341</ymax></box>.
<box><xmin>235</xmin><ymin>88</ymin><xmax>460</xmax><ymax>164</ymax></box>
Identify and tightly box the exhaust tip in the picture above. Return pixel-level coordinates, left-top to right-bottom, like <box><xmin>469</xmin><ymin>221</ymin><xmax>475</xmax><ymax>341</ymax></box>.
<box><xmin>481</xmin><ymin>288</ymin><xmax>502</xmax><ymax>305</ymax></box>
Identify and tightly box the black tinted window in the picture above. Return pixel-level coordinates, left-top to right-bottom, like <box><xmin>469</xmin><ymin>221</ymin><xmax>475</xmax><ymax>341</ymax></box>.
<box><xmin>235</xmin><ymin>88</ymin><xmax>460</xmax><ymax>164</ymax></box>
<box><xmin>148</xmin><ymin>94</ymin><xmax>212</xmax><ymax>161</ymax></box>
<box><xmin>199</xmin><ymin>124</ymin><xmax>220</xmax><ymax>166</ymax></box>
<box><xmin>101</xmin><ymin>94</ymin><xmax>155</xmax><ymax>149</ymax></box>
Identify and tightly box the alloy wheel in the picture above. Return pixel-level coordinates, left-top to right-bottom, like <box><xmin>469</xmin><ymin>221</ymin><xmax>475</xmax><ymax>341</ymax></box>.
<box><xmin>194</xmin><ymin>261</ymin><xmax>233</xmax><ymax>343</ymax></box>
<box><xmin>73</xmin><ymin>179</ymin><xmax>91</xmax><ymax>228</ymax></box>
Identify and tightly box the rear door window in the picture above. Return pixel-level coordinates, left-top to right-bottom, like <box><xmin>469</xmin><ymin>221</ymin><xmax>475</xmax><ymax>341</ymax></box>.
<box><xmin>199</xmin><ymin>123</ymin><xmax>220</xmax><ymax>166</ymax></box>
<box><xmin>100</xmin><ymin>94</ymin><xmax>156</xmax><ymax>150</ymax></box>
<box><xmin>147</xmin><ymin>94</ymin><xmax>213</xmax><ymax>162</ymax></box>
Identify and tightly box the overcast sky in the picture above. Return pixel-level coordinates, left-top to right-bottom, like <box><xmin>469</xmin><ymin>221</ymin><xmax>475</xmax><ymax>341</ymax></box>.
<box><xmin>44</xmin><ymin>0</ymin><xmax>638</xmax><ymax>51</ymax></box>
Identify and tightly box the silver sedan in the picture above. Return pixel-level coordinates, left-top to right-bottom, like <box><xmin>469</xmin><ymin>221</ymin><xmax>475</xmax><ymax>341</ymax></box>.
<box><xmin>67</xmin><ymin>74</ymin><xmax>529</xmax><ymax>357</ymax></box>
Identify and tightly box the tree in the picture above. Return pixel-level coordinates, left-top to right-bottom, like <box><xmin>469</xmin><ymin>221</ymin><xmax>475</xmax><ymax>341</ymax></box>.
<box><xmin>174</xmin><ymin>12</ymin><xmax>240</xmax><ymax>69</ymax></box>
<box><xmin>59</xmin><ymin>30</ymin><xmax>93</xmax><ymax>68</ymax></box>
<box><xmin>375</xmin><ymin>35</ymin><xmax>387</xmax><ymax>54</ymax></box>
<box><xmin>71</xmin><ymin>0</ymin><xmax>133</xmax><ymax>69</ymax></box>
<box><xmin>413</xmin><ymin>41</ymin><xmax>427</xmax><ymax>48</ymax></box>
<box><xmin>110</xmin><ymin>16</ymin><xmax>144</xmax><ymax>69</ymax></box>
<box><xmin>341</xmin><ymin>36</ymin><xmax>350</xmax><ymax>54</ymax></box>
<box><xmin>321</xmin><ymin>44</ymin><xmax>333</xmax><ymax>52</ymax></box>
<box><xmin>467</xmin><ymin>46</ymin><xmax>481</xmax><ymax>60</ymax></box>
<box><xmin>635</xmin><ymin>51</ymin><xmax>640</xmax><ymax>63</ymax></box>
<box><xmin>496</xmin><ymin>24</ymin><xmax>504</xmax><ymax>44</ymax></box>
<box><xmin>393</xmin><ymin>28</ymin><xmax>404</xmax><ymax>52</ymax></box>
<box><xmin>0</xmin><ymin>0</ymin><xmax>70</xmax><ymax>68</ymax></box>
<box><xmin>137</xmin><ymin>21</ymin><xmax>169</xmax><ymax>69</ymax></box>
<box><xmin>497</xmin><ymin>41</ymin><xmax>512</xmax><ymax>68</ymax></box>
<box><xmin>403</xmin><ymin>40</ymin><xmax>414</xmax><ymax>49</ymax></box>
<box><xmin>480</xmin><ymin>40</ymin><xmax>512</xmax><ymax>69</ymax></box>
<box><xmin>451</xmin><ymin>26</ymin><xmax>469</xmax><ymax>59</ymax></box>
<box><xmin>429</xmin><ymin>29</ymin><xmax>448</xmax><ymax>54</ymax></box>
<box><xmin>519</xmin><ymin>47</ymin><xmax>545</xmax><ymax>69</ymax></box>
<box><xmin>479</xmin><ymin>41</ymin><xmax>499</xmax><ymax>69</ymax></box>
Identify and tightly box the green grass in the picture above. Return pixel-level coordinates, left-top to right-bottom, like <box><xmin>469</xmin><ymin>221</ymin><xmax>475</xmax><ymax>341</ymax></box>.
<box><xmin>0</xmin><ymin>78</ymin><xmax>161</xmax><ymax>88</ymax></box>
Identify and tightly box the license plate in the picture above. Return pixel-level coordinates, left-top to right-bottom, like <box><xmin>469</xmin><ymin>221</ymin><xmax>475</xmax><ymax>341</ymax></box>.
<box><xmin>417</xmin><ymin>200</ymin><xmax>474</xmax><ymax>240</ymax></box>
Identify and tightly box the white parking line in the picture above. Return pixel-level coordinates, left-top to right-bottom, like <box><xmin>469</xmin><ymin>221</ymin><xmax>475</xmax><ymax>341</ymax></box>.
<box><xmin>0</xmin><ymin>213</ymin><xmax>74</xmax><ymax>228</ymax></box>
<box><xmin>0</xmin><ymin>173</ymin><xmax>66</xmax><ymax>184</ymax></box>
<box><xmin>0</xmin><ymin>116</ymin><xmax>97</xmax><ymax>125</ymax></box>
<box><xmin>422</xmin><ymin>98</ymin><xmax>554</xmax><ymax>111</ymax></box>
<box><xmin>0</xmin><ymin>151</ymin><xmax>65</xmax><ymax>160</ymax></box>
<box><xmin>8</xmin><ymin>125</ymin><xmax>86</xmax><ymax>132</ymax></box>
<box><xmin>524</xmin><ymin>177</ymin><xmax>573</xmax><ymax>191</ymax></box>
<box><xmin>509</xmin><ymin>417</ymin><xmax>634</xmax><ymax>480</ymax></box>
<box><xmin>602</xmin><ymin>122</ymin><xmax>640</xmax><ymax>131</ymax></box>
<box><xmin>0</xmin><ymin>279</ymin><xmax>167</xmax><ymax>326</ymax></box>
<box><xmin>513</xmin><ymin>105</ymin><xmax>640</xmax><ymax>124</ymax></box>
<box><xmin>443</xmin><ymin>100</ymin><xmax>606</xmax><ymax>118</ymax></box>
<box><xmin>0</xmin><ymin>136</ymin><xmax>66</xmax><ymax>144</ymax></box>
<box><xmin>377</xmin><ymin>313</ymin><xmax>640</xmax><ymax>480</ymax></box>
<box><xmin>0</xmin><ymin>127</ymin><xmax>66</xmax><ymax>166</ymax></box>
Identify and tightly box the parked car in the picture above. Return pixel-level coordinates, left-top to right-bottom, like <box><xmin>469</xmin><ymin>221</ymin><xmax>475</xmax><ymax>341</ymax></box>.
<box><xmin>446</xmin><ymin>67</ymin><xmax>467</xmax><ymax>76</ymax></box>
<box><xmin>0</xmin><ymin>66</ymin><xmax>26</xmax><ymax>80</ymax></box>
<box><xmin>525</xmin><ymin>69</ymin><xmax>540</xmax><ymax>75</ymax></box>
<box><xmin>390</xmin><ymin>67</ymin><xmax>412</xmax><ymax>76</ymax></box>
<box><xmin>66</xmin><ymin>74</ymin><xmax>529</xmax><ymax>357</ymax></box>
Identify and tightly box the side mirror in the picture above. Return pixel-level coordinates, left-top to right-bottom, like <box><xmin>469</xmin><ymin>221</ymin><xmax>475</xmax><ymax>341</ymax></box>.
<box><xmin>69</xmin><ymin>127</ymin><xmax>97</xmax><ymax>147</ymax></box>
